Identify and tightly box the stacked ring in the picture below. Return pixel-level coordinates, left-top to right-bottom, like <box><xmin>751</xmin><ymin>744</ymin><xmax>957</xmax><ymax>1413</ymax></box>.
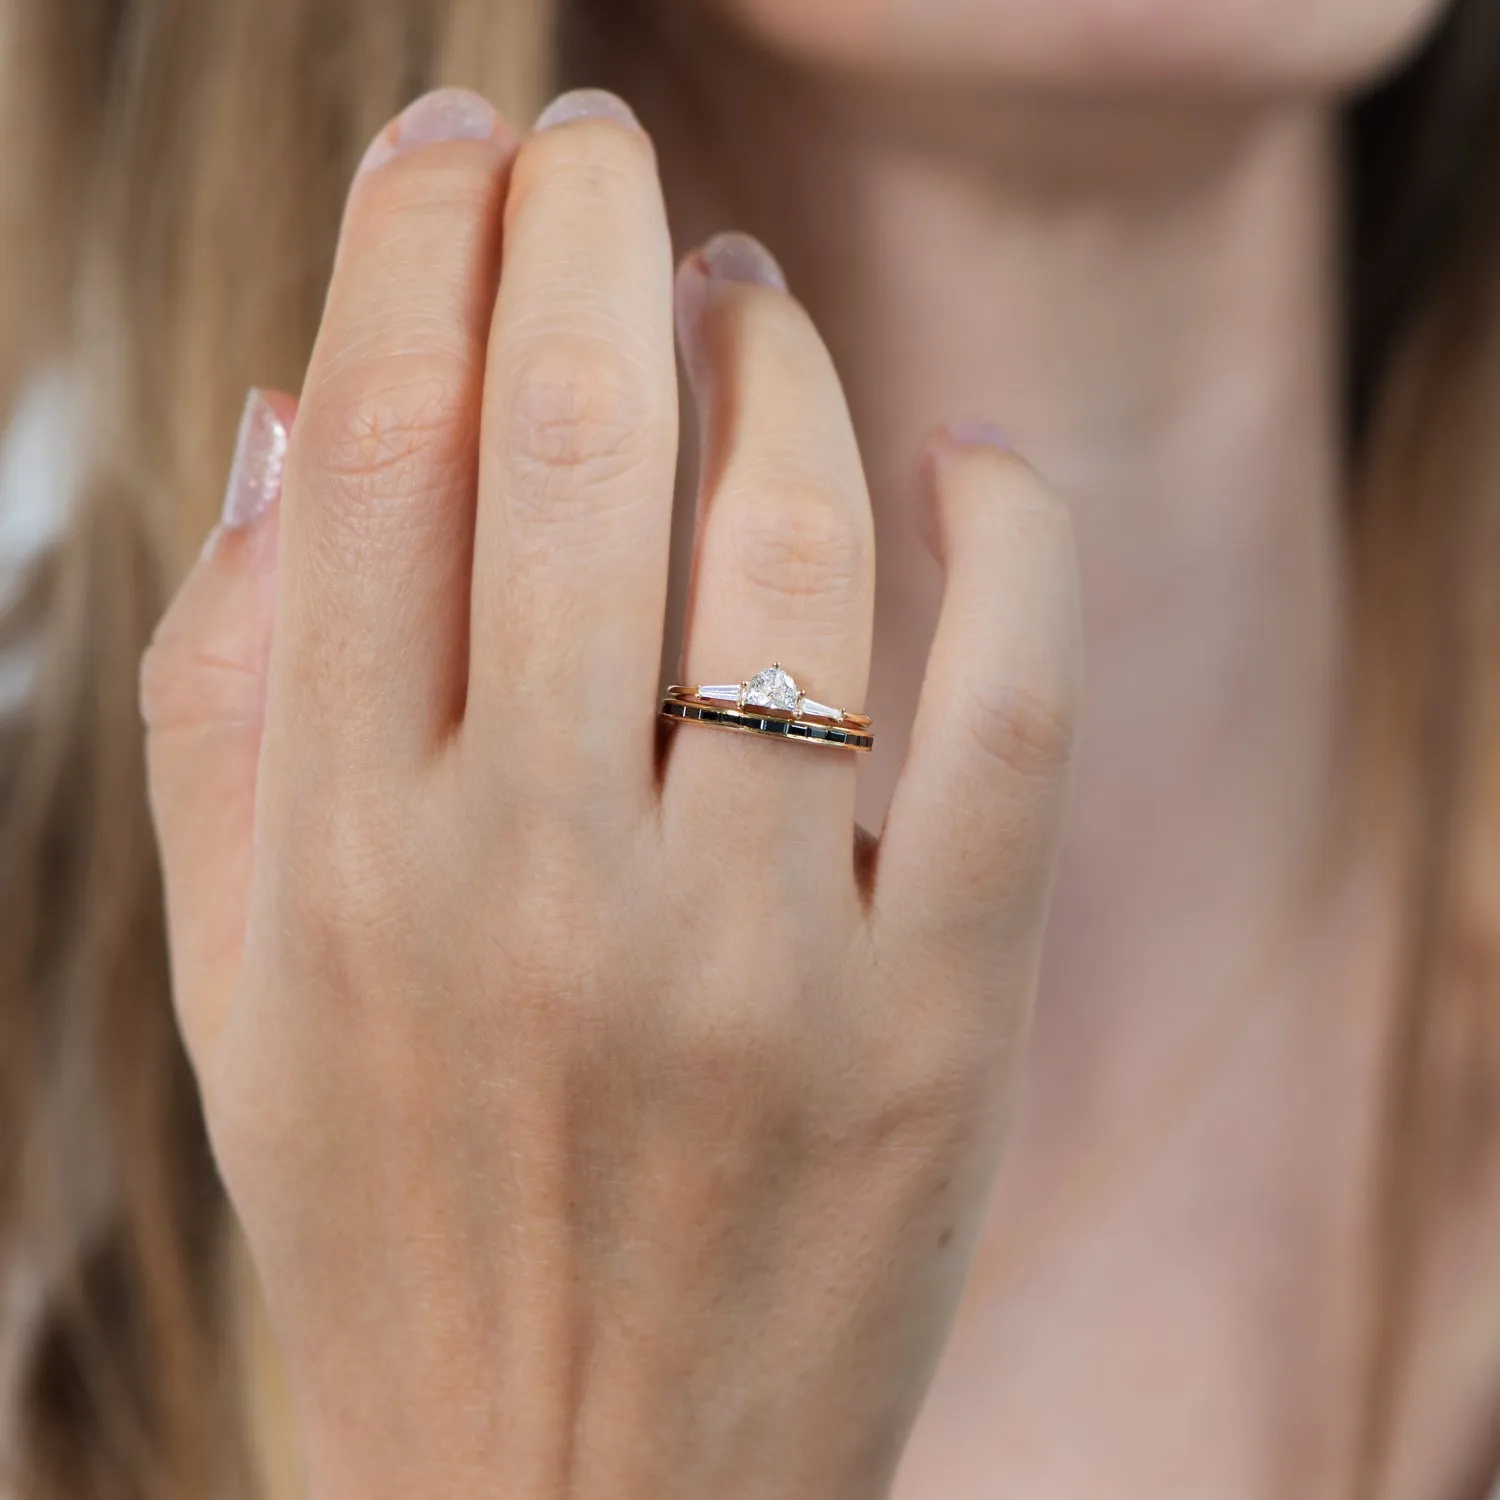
<box><xmin>660</xmin><ymin>664</ymin><xmax>875</xmax><ymax>753</ymax></box>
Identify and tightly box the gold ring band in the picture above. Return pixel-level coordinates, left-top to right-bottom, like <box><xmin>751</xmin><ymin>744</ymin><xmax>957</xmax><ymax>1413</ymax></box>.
<box><xmin>660</xmin><ymin>664</ymin><xmax>874</xmax><ymax>753</ymax></box>
<box><xmin>664</xmin><ymin>663</ymin><xmax>871</xmax><ymax>728</ymax></box>
<box><xmin>660</xmin><ymin>699</ymin><xmax>874</xmax><ymax>752</ymax></box>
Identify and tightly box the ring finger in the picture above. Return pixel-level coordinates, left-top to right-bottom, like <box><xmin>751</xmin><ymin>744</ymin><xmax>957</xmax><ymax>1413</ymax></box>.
<box><xmin>666</xmin><ymin>233</ymin><xmax>875</xmax><ymax>856</ymax></box>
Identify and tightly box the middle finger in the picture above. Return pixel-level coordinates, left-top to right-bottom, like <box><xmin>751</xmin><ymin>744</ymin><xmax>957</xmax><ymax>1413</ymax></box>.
<box><xmin>467</xmin><ymin>90</ymin><xmax>678</xmax><ymax>803</ymax></box>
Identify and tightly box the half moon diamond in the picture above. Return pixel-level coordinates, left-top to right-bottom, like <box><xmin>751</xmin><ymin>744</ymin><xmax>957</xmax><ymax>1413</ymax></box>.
<box><xmin>742</xmin><ymin>664</ymin><xmax>801</xmax><ymax>713</ymax></box>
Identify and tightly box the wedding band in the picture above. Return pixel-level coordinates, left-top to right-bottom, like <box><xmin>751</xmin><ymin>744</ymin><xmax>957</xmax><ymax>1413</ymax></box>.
<box><xmin>661</xmin><ymin>664</ymin><xmax>875</xmax><ymax>753</ymax></box>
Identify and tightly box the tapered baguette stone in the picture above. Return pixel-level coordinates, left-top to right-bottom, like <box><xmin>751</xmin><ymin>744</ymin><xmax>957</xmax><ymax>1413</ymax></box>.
<box><xmin>799</xmin><ymin>697</ymin><xmax>842</xmax><ymax>722</ymax></box>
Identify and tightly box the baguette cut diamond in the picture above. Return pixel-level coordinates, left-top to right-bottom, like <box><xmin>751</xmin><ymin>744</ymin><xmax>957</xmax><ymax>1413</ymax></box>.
<box><xmin>799</xmin><ymin>696</ymin><xmax>841</xmax><ymax>722</ymax></box>
<box><xmin>743</xmin><ymin>664</ymin><xmax>801</xmax><ymax>713</ymax></box>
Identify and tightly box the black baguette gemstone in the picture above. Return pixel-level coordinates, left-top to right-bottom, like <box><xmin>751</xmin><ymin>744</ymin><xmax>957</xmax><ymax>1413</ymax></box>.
<box><xmin>660</xmin><ymin>696</ymin><xmax>872</xmax><ymax>752</ymax></box>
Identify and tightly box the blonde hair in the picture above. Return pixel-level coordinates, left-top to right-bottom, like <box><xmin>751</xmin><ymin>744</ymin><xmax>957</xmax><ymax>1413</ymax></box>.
<box><xmin>1</xmin><ymin>1</ymin><xmax>1498</xmax><ymax>1497</ymax></box>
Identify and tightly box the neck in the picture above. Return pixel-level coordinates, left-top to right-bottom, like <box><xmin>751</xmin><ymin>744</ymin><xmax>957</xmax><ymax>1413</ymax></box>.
<box><xmin>592</xmin><ymin>13</ymin><xmax>1373</xmax><ymax>1173</ymax></box>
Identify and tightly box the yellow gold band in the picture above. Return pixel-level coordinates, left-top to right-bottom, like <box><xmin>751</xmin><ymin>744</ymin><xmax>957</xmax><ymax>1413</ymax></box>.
<box><xmin>660</xmin><ymin>698</ymin><xmax>874</xmax><ymax>753</ymax></box>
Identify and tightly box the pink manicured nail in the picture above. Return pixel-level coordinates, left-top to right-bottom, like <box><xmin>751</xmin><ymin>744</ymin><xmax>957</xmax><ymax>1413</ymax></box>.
<box><xmin>939</xmin><ymin>415</ymin><xmax>1013</xmax><ymax>452</ymax></box>
<box><xmin>221</xmin><ymin>389</ymin><xmax>291</xmax><ymax>530</ymax></box>
<box><xmin>359</xmin><ymin>88</ymin><xmax>499</xmax><ymax>173</ymax></box>
<box><xmin>696</xmin><ymin>231</ymin><xmax>787</xmax><ymax>292</ymax></box>
<box><xmin>533</xmin><ymin>88</ymin><xmax>640</xmax><ymax>132</ymax></box>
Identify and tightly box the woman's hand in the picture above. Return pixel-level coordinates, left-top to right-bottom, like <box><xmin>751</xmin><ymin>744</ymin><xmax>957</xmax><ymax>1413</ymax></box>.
<box><xmin>141</xmin><ymin>86</ymin><xmax>1080</xmax><ymax>1500</ymax></box>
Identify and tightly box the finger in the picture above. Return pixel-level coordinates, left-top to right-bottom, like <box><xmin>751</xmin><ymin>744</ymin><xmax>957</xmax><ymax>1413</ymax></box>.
<box><xmin>142</xmin><ymin>389</ymin><xmax>296</xmax><ymax>1072</ymax></box>
<box><xmin>666</xmin><ymin>234</ymin><xmax>875</xmax><ymax>851</ymax></box>
<box><xmin>270</xmin><ymin>89</ymin><xmax>516</xmax><ymax>772</ymax></box>
<box><xmin>669</xmin><ymin>231</ymin><xmax>876</xmax><ymax>846</ymax></box>
<box><xmin>876</xmin><ymin>423</ymin><xmax>1081</xmax><ymax>959</ymax></box>
<box><xmin>466</xmin><ymin>90</ymin><xmax>677</xmax><ymax>798</ymax></box>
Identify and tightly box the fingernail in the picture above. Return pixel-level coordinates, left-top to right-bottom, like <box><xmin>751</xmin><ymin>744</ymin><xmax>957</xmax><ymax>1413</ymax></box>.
<box><xmin>359</xmin><ymin>87</ymin><xmax>499</xmax><ymax>173</ymax></box>
<box><xmin>938</xmin><ymin>415</ymin><xmax>1013</xmax><ymax>452</ymax></box>
<box><xmin>673</xmin><ymin>233</ymin><xmax>788</xmax><ymax>431</ymax></box>
<box><xmin>673</xmin><ymin>266</ymin><xmax>712</xmax><ymax>432</ymax></box>
<box><xmin>696</xmin><ymin>231</ymin><xmax>787</xmax><ymax>292</ymax></box>
<box><xmin>221</xmin><ymin>389</ymin><xmax>291</xmax><ymax>530</ymax></box>
<box><xmin>533</xmin><ymin>88</ymin><xmax>640</xmax><ymax>132</ymax></box>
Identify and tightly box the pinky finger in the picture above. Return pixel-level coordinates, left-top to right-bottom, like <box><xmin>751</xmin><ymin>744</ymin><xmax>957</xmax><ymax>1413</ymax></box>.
<box><xmin>875</xmin><ymin>421</ymin><xmax>1081</xmax><ymax>963</ymax></box>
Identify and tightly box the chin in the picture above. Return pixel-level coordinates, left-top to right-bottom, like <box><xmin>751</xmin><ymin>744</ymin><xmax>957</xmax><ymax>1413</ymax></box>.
<box><xmin>708</xmin><ymin>0</ymin><xmax>1452</xmax><ymax>93</ymax></box>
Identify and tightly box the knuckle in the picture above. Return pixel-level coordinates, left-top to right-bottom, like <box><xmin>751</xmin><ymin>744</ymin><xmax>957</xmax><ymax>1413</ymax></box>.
<box><xmin>962</xmin><ymin>680</ymin><xmax>1075</xmax><ymax>780</ymax></box>
<box><xmin>138</xmin><ymin>620</ymin><xmax>193</xmax><ymax>734</ymax></box>
<box><xmin>304</xmin><ymin>360</ymin><xmax>472</xmax><ymax>510</ymax></box>
<box><xmin>500</xmin><ymin>335</ymin><xmax>658</xmax><ymax>505</ymax></box>
<box><xmin>724</xmin><ymin>478</ymin><xmax>869</xmax><ymax>605</ymax></box>
<box><xmin>139</xmin><ymin>627</ymin><xmax>259</xmax><ymax>737</ymax></box>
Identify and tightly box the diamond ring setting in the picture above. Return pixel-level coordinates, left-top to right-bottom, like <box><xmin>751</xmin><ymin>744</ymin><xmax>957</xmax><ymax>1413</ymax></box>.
<box><xmin>660</xmin><ymin>665</ymin><xmax>874</xmax><ymax>753</ymax></box>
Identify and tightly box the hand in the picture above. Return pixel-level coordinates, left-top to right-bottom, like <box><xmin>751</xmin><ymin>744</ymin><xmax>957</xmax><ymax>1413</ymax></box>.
<box><xmin>141</xmin><ymin>85</ymin><xmax>1080</xmax><ymax>1500</ymax></box>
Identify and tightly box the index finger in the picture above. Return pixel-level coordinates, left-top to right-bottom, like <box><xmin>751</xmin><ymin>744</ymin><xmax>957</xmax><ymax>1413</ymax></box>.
<box><xmin>270</xmin><ymin>89</ymin><xmax>515</xmax><ymax>775</ymax></box>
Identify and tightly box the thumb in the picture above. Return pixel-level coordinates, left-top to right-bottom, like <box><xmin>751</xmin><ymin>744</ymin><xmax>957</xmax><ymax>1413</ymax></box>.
<box><xmin>141</xmin><ymin>387</ymin><xmax>296</xmax><ymax>1073</ymax></box>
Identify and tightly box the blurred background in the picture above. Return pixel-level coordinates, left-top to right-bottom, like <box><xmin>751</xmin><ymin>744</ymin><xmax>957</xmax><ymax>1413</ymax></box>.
<box><xmin>2</xmin><ymin>3</ymin><xmax>1500</xmax><ymax>1499</ymax></box>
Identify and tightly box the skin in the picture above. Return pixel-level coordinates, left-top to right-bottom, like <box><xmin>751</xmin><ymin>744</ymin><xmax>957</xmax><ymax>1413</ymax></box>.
<box><xmin>144</xmin><ymin>92</ymin><xmax>1079</xmax><ymax>1500</ymax></box>
<box><xmin>139</xmin><ymin>0</ymin><xmax>1500</xmax><ymax>1496</ymax></box>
